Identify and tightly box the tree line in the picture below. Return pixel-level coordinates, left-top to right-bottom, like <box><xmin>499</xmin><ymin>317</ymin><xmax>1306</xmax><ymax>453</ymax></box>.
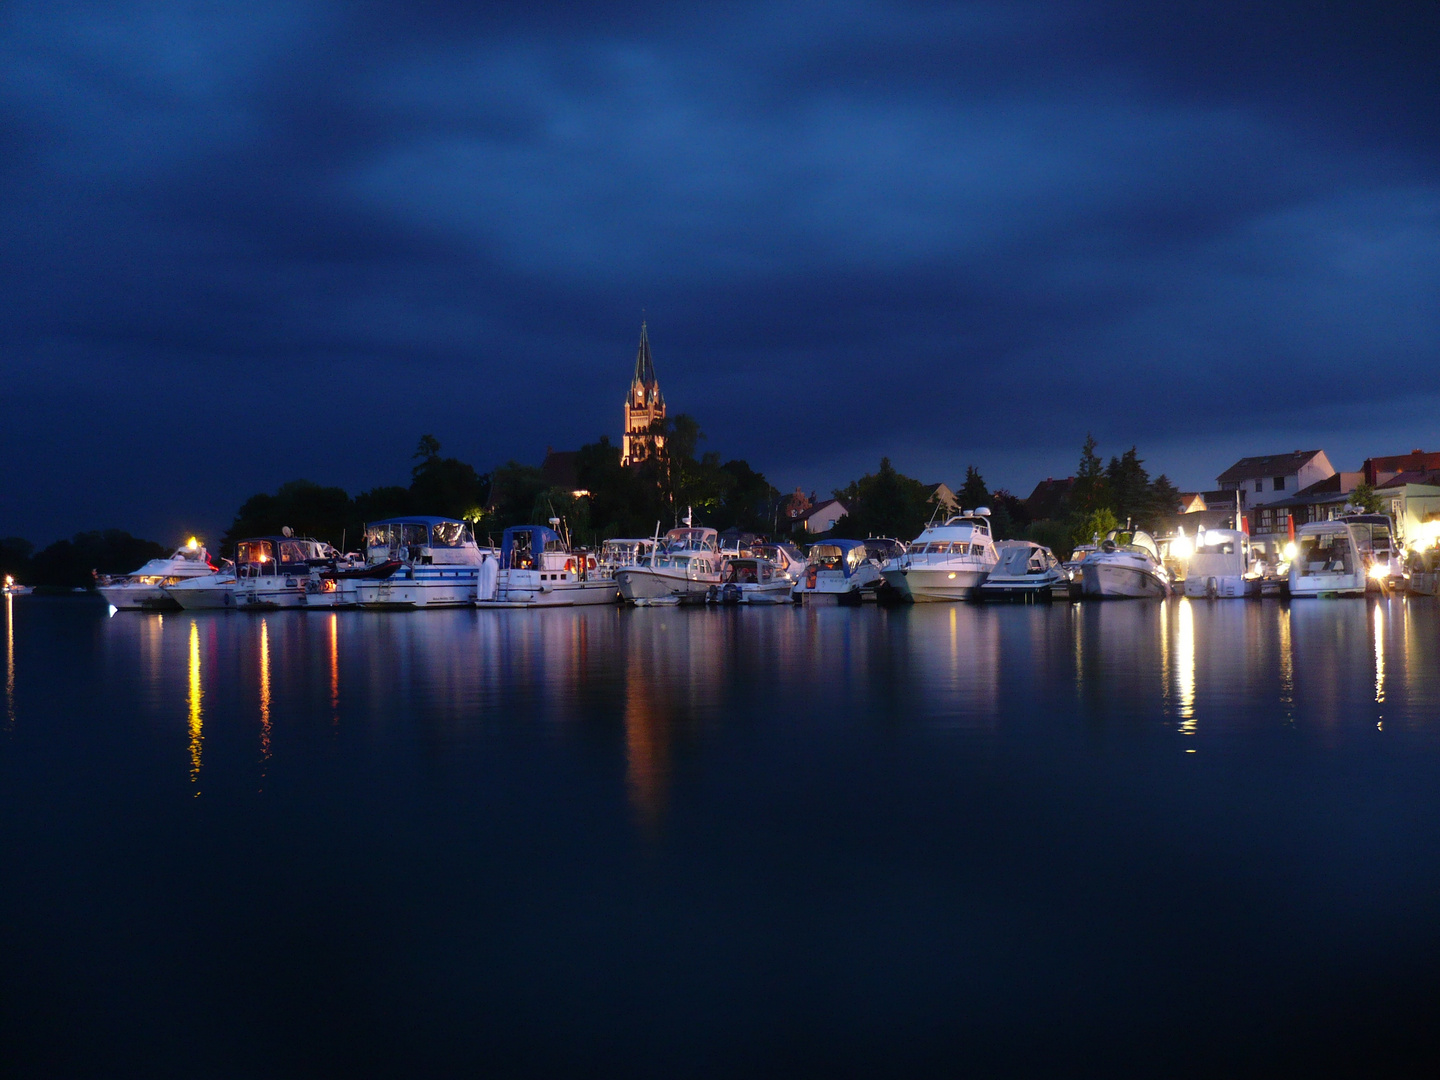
<box><xmin>2</xmin><ymin>424</ymin><xmax>1186</xmax><ymax>587</ymax></box>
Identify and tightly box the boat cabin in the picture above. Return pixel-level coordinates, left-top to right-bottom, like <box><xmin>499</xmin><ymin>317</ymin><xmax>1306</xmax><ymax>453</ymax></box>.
<box><xmin>992</xmin><ymin>542</ymin><xmax>1060</xmax><ymax>578</ymax></box>
<box><xmin>365</xmin><ymin>517</ymin><xmax>480</xmax><ymax>565</ymax></box>
<box><xmin>808</xmin><ymin>539</ymin><xmax>870</xmax><ymax>577</ymax></box>
<box><xmin>722</xmin><ymin>558</ymin><xmax>782</xmax><ymax>585</ymax></box>
<box><xmin>599</xmin><ymin>538</ymin><xmax>656</xmax><ymax>572</ymax></box>
<box><xmin>235</xmin><ymin>537</ymin><xmax>328</xmax><ymax>578</ymax></box>
<box><xmin>661</xmin><ymin>527</ymin><xmax>719</xmax><ymax>555</ymax></box>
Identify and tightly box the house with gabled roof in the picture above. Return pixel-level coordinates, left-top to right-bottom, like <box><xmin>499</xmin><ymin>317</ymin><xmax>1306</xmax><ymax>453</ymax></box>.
<box><xmin>1216</xmin><ymin>450</ymin><xmax>1335</xmax><ymax>509</ymax></box>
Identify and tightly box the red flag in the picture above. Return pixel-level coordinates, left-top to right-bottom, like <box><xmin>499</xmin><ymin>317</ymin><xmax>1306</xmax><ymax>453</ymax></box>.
<box><xmin>1287</xmin><ymin>514</ymin><xmax>1295</xmax><ymax>542</ymax></box>
<box><xmin>1240</xmin><ymin>513</ymin><xmax>1250</xmax><ymax>536</ymax></box>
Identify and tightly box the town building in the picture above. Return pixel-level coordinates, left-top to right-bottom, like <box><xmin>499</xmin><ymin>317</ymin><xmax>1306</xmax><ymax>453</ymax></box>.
<box><xmin>793</xmin><ymin>499</ymin><xmax>848</xmax><ymax>535</ymax></box>
<box><xmin>1374</xmin><ymin>474</ymin><xmax>1440</xmax><ymax>545</ymax></box>
<box><xmin>1361</xmin><ymin>449</ymin><xmax>1440</xmax><ymax>486</ymax></box>
<box><xmin>1023</xmin><ymin>477</ymin><xmax>1074</xmax><ymax>521</ymax></box>
<box><xmin>622</xmin><ymin>322</ymin><xmax>666</xmax><ymax>466</ymax></box>
<box><xmin>1215</xmin><ymin>450</ymin><xmax>1335</xmax><ymax>508</ymax></box>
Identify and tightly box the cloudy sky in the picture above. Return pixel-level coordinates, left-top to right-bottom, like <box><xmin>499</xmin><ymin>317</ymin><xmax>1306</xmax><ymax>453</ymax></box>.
<box><xmin>1</xmin><ymin>1</ymin><xmax>1436</xmax><ymax>544</ymax></box>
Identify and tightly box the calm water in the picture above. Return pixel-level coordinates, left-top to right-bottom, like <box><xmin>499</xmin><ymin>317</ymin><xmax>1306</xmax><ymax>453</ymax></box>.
<box><xmin>3</xmin><ymin>594</ymin><xmax>1440</xmax><ymax>1076</ymax></box>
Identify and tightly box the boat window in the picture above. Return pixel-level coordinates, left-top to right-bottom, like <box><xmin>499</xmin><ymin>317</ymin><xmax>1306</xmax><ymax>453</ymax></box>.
<box><xmin>237</xmin><ymin>540</ymin><xmax>274</xmax><ymax>564</ymax></box>
<box><xmin>279</xmin><ymin>540</ymin><xmax>307</xmax><ymax>563</ymax></box>
<box><xmin>847</xmin><ymin>547</ymin><xmax>865</xmax><ymax>569</ymax></box>
<box><xmin>1298</xmin><ymin>534</ymin><xmax>1354</xmax><ymax>575</ymax></box>
<box><xmin>432</xmin><ymin>521</ymin><xmax>472</xmax><ymax>547</ymax></box>
<box><xmin>366</xmin><ymin>524</ymin><xmax>395</xmax><ymax>550</ymax></box>
<box><xmin>402</xmin><ymin>524</ymin><xmax>428</xmax><ymax>548</ymax></box>
<box><xmin>811</xmin><ymin>544</ymin><xmax>845</xmax><ymax>570</ymax></box>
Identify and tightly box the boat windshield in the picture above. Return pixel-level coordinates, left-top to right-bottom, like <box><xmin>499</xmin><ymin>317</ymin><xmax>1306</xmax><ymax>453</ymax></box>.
<box><xmin>726</xmin><ymin>560</ymin><xmax>761</xmax><ymax>584</ymax></box>
<box><xmin>809</xmin><ymin>544</ymin><xmax>846</xmax><ymax>571</ymax></box>
<box><xmin>1297</xmin><ymin>531</ymin><xmax>1354</xmax><ymax>575</ymax></box>
<box><xmin>431</xmin><ymin>521</ymin><xmax>473</xmax><ymax>547</ymax></box>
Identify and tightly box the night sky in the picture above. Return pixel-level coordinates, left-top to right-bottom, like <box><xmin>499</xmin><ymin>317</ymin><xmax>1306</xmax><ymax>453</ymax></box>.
<box><xmin>2</xmin><ymin>2</ymin><xmax>1436</xmax><ymax>545</ymax></box>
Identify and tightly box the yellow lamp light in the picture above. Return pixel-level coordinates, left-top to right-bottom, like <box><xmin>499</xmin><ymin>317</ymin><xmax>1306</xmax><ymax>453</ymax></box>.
<box><xmin>1169</xmin><ymin>533</ymin><xmax>1193</xmax><ymax>560</ymax></box>
<box><xmin>1283</xmin><ymin>541</ymin><xmax>1297</xmax><ymax>562</ymax></box>
<box><xmin>187</xmin><ymin>536</ymin><xmax>198</xmax><ymax>550</ymax></box>
<box><xmin>1369</xmin><ymin>562</ymin><xmax>1389</xmax><ymax>581</ymax></box>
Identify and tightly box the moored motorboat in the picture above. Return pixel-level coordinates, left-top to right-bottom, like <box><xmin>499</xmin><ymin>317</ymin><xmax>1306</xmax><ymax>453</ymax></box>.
<box><xmin>597</xmin><ymin>538</ymin><xmax>657</xmax><ymax>578</ymax></box>
<box><xmin>354</xmin><ymin>517</ymin><xmax>488</xmax><ymax>608</ymax></box>
<box><xmin>706</xmin><ymin>556</ymin><xmax>797</xmax><ymax>605</ymax></box>
<box><xmin>96</xmin><ymin>539</ymin><xmax>219</xmax><ymax>611</ymax></box>
<box><xmin>880</xmin><ymin>510</ymin><xmax>999</xmax><ymax>602</ymax></box>
<box><xmin>794</xmin><ymin>538</ymin><xmax>892</xmax><ymax>605</ymax></box>
<box><xmin>615</xmin><ymin>527</ymin><xmax>722</xmax><ymax>605</ymax></box>
<box><xmin>476</xmin><ymin>525</ymin><xmax>619</xmax><ymax>607</ymax></box>
<box><xmin>1180</xmin><ymin>528</ymin><xmax>1262</xmax><ymax>599</ymax></box>
<box><xmin>166</xmin><ymin>561</ymin><xmax>238</xmax><ymax>610</ymax></box>
<box><xmin>232</xmin><ymin>536</ymin><xmax>336</xmax><ymax>610</ymax></box>
<box><xmin>1288</xmin><ymin>519</ymin><xmax>1368</xmax><ymax>598</ymax></box>
<box><xmin>2</xmin><ymin>575</ymin><xmax>32</xmax><ymax>596</ymax></box>
<box><xmin>1081</xmin><ymin>530</ymin><xmax>1171</xmax><ymax>599</ymax></box>
<box><xmin>977</xmin><ymin>541</ymin><xmax>1066</xmax><ymax>601</ymax></box>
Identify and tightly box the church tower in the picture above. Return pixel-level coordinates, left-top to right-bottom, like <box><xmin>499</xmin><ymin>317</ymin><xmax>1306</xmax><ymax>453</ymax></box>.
<box><xmin>622</xmin><ymin>321</ymin><xmax>666</xmax><ymax>466</ymax></box>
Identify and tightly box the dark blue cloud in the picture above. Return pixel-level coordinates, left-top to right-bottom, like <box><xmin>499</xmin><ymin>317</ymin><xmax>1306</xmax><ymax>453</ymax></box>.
<box><xmin>1</xmin><ymin>0</ymin><xmax>1436</xmax><ymax>543</ymax></box>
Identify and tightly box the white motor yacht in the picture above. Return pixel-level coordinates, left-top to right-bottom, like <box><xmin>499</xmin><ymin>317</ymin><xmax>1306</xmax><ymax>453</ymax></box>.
<box><xmin>1081</xmin><ymin>530</ymin><xmax>1172</xmax><ymax>599</ymax></box>
<box><xmin>166</xmin><ymin>561</ymin><xmax>238</xmax><ymax>610</ymax></box>
<box><xmin>2</xmin><ymin>575</ymin><xmax>32</xmax><ymax>596</ymax></box>
<box><xmin>1288</xmin><ymin>519</ymin><xmax>1368</xmax><ymax>598</ymax></box>
<box><xmin>1341</xmin><ymin>513</ymin><xmax>1406</xmax><ymax>593</ymax></box>
<box><xmin>794</xmin><ymin>538</ymin><xmax>896</xmax><ymax>604</ymax></box>
<box><xmin>231</xmin><ymin>535</ymin><xmax>340</xmax><ymax>610</ymax></box>
<box><xmin>476</xmin><ymin>524</ymin><xmax>619</xmax><ymax>607</ymax></box>
<box><xmin>978</xmin><ymin>541</ymin><xmax>1067</xmax><ymax>601</ymax></box>
<box><xmin>1181</xmin><ymin>528</ymin><xmax>1261</xmax><ymax>599</ymax></box>
<box><xmin>354</xmin><ymin>517</ymin><xmax>488</xmax><ymax>609</ymax></box>
<box><xmin>706</xmin><ymin>556</ymin><xmax>797</xmax><ymax>605</ymax></box>
<box><xmin>880</xmin><ymin>510</ymin><xmax>999</xmax><ymax>602</ymax></box>
<box><xmin>615</xmin><ymin>527</ymin><xmax>722</xmax><ymax>604</ymax></box>
<box><xmin>96</xmin><ymin>539</ymin><xmax>219</xmax><ymax>611</ymax></box>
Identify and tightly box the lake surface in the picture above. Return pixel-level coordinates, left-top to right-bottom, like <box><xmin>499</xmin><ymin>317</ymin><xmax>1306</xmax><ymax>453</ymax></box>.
<box><xmin>4</xmin><ymin>594</ymin><xmax>1440</xmax><ymax>1076</ymax></box>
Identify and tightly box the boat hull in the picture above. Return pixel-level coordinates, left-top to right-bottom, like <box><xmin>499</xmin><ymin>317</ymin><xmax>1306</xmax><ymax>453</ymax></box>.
<box><xmin>1081</xmin><ymin>562</ymin><xmax>1170</xmax><ymax>599</ymax></box>
<box><xmin>1288</xmin><ymin>575</ymin><xmax>1366</xmax><ymax>598</ymax></box>
<box><xmin>977</xmin><ymin>575</ymin><xmax>1061</xmax><ymax>602</ymax></box>
<box><xmin>166</xmin><ymin>577</ymin><xmax>237</xmax><ymax>610</ymax></box>
<box><xmin>355</xmin><ymin>566</ymin><xmax>480</xmax><ymax>608</ymax></box>
<box><xmin>880</xmin><ymin>566</ymin><xmax>989</xmax><ymax>602</ymax></box>
<box><xmin>98</xmin><ymin>584</ymin><xmax>181</xmax><ymax>611</ymax></box>
<box><xmin>707</xmin><ymin>581</ymin><xmax>796</xmax><ymax>605</ymax></box>
<box><xmin>1182</xmin><ymin>574</ymin><xmax>1260</xmax><ymax>599</ymax></box>
<box><xmin>615</xmin><ymin>566</ymin><xmax>717</xmax><ymax>602</ymax></box>
<box><xmin>479</xmin><ymin>572</ymin><xmax>619</xmax><ymax>608</ymax></box>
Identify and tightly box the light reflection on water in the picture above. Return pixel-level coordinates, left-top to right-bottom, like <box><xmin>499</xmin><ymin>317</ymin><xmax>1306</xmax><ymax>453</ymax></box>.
<box><xmin>20</xmin><ymin>596</ymin><xmax>1440</xmax><ymax>791</ymax></box>
<box><xmin>7</xmin><ymin>597</ymin><xmax>1440</xmax><ymax>1072</ymax></box>
<box><xmin>187</xmin><ymin>619</ymin><xmax>202</xmax><ymax>791</ymax></box>
<box><xmin>4</xmin><ymin>594</ymin><xmax>13</xmax><ymax>730</ymax></box>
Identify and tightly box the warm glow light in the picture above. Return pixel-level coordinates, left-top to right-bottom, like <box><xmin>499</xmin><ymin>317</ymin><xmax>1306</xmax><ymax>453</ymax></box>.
<box><xmin>187</xmin><ymin>620</ymin><xmax>203</xmax><ymax>791</ymax></box>
<box><xmin>948</xmin><ymin>572</ymin><xmax>956</xmax><ymax>579</ymax></box>
<box><xmin>1373</xmin><ymin>603</ymin><xmax>1385</xmax><ymax>705</ymax></box>
<box><xmin>1369</xmin><ymin>562</ymin><xmax>1389</xmax><ymax>581</ymax></box>
<box><xmin>1169</xmin><ymin>533</ymin><xmax>1193</xmax><ymax>560</ymax></box>
<box><xmin>1283</xmin><ymin>541</ymin><xmax>1297</xmax><ymax>562</ymax></box>
<box><xmin>259</xmin><ymin>619</ymin><xmax>272</xmax><ymax>762</ymax></box>
<box><xmin>187</xmin><ymin>536</ymin><xmax>198</xmax><ymax>551</ymax></box>
<box><xmin>5</xmin><ymin>593</ymin><xmax>14</xmax><ymax>730</ymax></box>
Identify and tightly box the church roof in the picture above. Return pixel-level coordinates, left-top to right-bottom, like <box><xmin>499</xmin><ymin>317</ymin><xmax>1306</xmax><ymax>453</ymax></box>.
<box><xmin>632</xmin><ymin>321</ymin><xmax>662</xmax><ymax>394</ymax></box>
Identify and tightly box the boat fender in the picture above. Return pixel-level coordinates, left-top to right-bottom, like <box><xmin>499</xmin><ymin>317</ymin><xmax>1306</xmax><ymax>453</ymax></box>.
<box><xmin>1206</xmin><ymin>576</ymin><xmax>1218</xmax><ymax>600</ymax></box>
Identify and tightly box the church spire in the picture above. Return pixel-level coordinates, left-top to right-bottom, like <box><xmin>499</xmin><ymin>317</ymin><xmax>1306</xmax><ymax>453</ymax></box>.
<box><xmin>623</xmin><ymin>320</ymin><xmax>666</xmax><ymax>466</ymax></box>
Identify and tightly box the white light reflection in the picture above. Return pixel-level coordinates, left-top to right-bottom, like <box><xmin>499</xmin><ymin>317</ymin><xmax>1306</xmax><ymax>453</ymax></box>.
<box><xmin>1373</xmin><ymin>602</ymin><xmax>1385</xmax><ymax>707</ymax></box>
<box><xmin>187</xmin><ymin>620</ymin><xmax>203</xmax><ymax>792</ymax></box>
<box><xmin>1278</xmin><ymin>606</ymin><xmax>1294</xmax><ymax>722</ymax></box>
<box><xmin>1159</xmin><ymin>598</ymin><xmax>1170</xmax><ymax>706</ymax></box>
<box><xmin>1176</xmin><ymin>598</ymin><xmax>1196</xmax><ymax>734</ymax></box>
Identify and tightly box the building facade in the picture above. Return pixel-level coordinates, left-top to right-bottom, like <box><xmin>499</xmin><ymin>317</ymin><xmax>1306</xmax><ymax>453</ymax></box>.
<box><xmin>622</xmin><ymin>322</ymin><xmax>666</xmax><ymax>466</ymax></box>
<box><xmin>1215</xmin><ymin>450</ymin><xmax>1335</xmax><ymax>508</ymax></box>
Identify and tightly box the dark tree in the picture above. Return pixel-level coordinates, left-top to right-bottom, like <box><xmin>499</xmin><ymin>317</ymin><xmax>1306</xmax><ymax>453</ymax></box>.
<box><xmin>488</xmin><ymin>461</ymin><xmax>549</xmax><ymax>531</ymax></box>
<box><xmin>959</xmin><ymin>465</ymin><xmax>990</xmax><ymax>509</ymax></box>
<box><xmin>31</xmin><ymin>530</ymin><xmax>169</xmax><ymax>589</ymax></box>
<box><xmin>1070</xmin><ymin>433</ymin><xmax>1111</xmax><ymax>514</ymax></box>
<box><xmin>223</xmin><ymin>480</ymin><xmax>354</xmax><ymax>552</ymax></box>
<box><xmin>831</xmin><ymin>458</ymin><xmax>932</xmax><ymax>540</ymax></box>
<box><xmin>0</xmin><ymin>537</ymin><xmax>33</xmax><ymax>581</ymax></box>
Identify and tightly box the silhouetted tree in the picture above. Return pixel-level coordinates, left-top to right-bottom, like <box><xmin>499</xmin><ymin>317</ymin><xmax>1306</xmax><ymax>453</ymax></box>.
<box><xmin>223</xmin><ymin>480</ymin><xmax>354</xmax><ymax>551</ymax></box>
<box><xmin>959</xmin><ymin>465</ymin><xmax>990</xmax><ymax>509</ymax></box>
<box><xmin>1070</xmin><ymin>433</ymin><xmax>1110</xmax><ymax>514</ymax></box>
<box><xmin>31</xmin><ymin>530</ymin><xmax>169</xmax><ymax>589</ymax></box>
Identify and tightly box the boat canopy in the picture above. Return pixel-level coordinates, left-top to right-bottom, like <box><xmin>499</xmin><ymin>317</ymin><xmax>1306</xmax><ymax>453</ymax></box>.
<box><xmin>809</xmin><ymin>539</ymin><xmax>867</xmax><ymax>574</ymax></box>
<box><xmin>501</xmin><ymin>525</ymin><xmax>564</xmax><ymax>569</ymax></box>
<box><xmin>992</xmin><ymin>542</ymin><xmax>1053</xmax><ymax>577</ymax></box>
<box><xmin>365</xmin><ymin>517</ymin><xmax>474</xmax><ymax>552</ymax></box>
<box><xmin>663</xmin><ymin>527</ymin><xmax>718</xmax><ymax>553</ymax></box>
